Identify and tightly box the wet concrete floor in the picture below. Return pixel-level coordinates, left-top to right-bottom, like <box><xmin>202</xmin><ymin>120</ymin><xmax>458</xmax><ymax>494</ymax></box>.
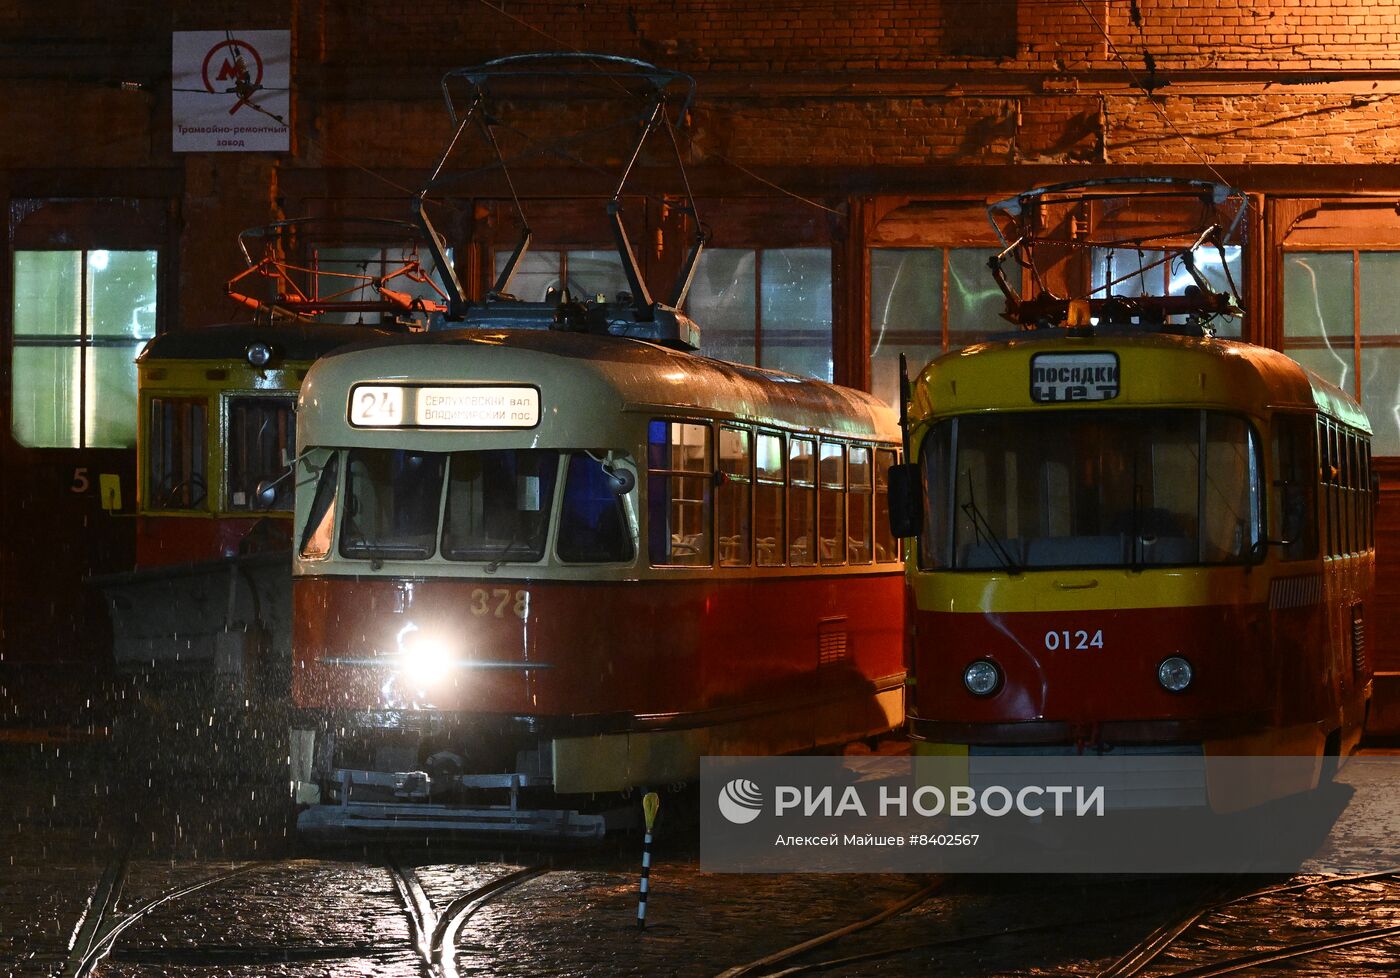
<box><xmin>2</xmin><ymin>719</ymin><xmax>1399</xmax><ymax>977</ymax></box>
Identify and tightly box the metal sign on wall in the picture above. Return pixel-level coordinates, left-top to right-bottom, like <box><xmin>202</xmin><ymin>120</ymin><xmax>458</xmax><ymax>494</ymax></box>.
<box><xmin>172</xmin><ymin>31</ymin><xmax>290</xmax><ymax>152</ymax></box>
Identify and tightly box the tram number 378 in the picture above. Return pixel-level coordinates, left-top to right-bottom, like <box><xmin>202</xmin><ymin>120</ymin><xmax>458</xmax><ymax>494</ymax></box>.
<box><xmin>1044</xmin><ymin>629</ymin><xmax>1105</xmax><ymax>652</ymax></box>
<box><xmin>469</xmin><ymin>588</ymin><xmax>529</xmax><ymax>620</ymax></box>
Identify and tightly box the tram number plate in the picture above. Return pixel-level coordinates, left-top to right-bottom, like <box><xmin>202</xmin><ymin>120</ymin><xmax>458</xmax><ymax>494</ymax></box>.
<box><xmin>1030</xmin><ymin>352</ymin><xmax>1119</xmax><ymax>403</ymax></box>
<box><xmin>1044</xmin><ymin>629</ymin><xmax>1104</xmax><ymax>652</ymax></box>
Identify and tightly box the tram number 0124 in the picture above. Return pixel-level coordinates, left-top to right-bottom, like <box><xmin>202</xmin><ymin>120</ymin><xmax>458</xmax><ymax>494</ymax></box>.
<box><xmin>1045</xmin><ymin>629</ymin><xmax>1104</xmax><ymax>652</ymax></box>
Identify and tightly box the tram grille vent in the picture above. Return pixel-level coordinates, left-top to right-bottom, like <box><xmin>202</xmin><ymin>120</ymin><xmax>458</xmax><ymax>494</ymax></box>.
<box><xmin>1351</xmin><ymin>605</ymin><xmax>1367</xmax><ymax>676</ymax></box>
<box><xmin>818</xmin><ymin>618</ymin><xmax>849</xmax><ymax>667</ymax></box>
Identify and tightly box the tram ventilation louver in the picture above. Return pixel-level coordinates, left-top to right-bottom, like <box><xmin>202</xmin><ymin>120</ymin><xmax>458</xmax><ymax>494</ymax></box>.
<box><xmin>1352</xmin><ymin>605</ymin><xmax>1367</xmax><ymax>676</ymax></box>
<box><xmin>818</xmin><ymin>619</ymin><xmax>849</xmax><ymax>666</ymax></box>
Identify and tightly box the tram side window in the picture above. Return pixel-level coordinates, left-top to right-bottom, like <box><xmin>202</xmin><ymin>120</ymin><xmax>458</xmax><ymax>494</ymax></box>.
<box><xmin>818</xmin><ymin>442</ymin><xmax>846</xmax><ymax>565</ymax></box>
<box><xmin>227</xmin><ymin>396</ymin><xmax>296</xmax><ymax>511</ymax></box>
<box><xmin>788</xmin><ymin>438</ymin><xmax>817</xmax><ymax>566</ymax></box>
<box><xmin>1202</xmin><ymin>414</ymin><xmax>1262</xmax><ymax>562</ymax></box>
<box><xmin>755</xmin><ymin>432</ymin><xmax>785</xmax><ymax>566</ymax></box>
<box><xmin>556</xmin><ymin>453</ymin><xmax>633</xmax><ymax>564</ymax></box>
<box><xmin>1272</xmin><ymin>415</ymin><xmax>1318</xmax><ymax>562</ymax></box>
<box><xmin>443</xmin><ymin>450</ymin><xmax>559</xmax><ymax>563</ymax></box>
<box><xmin>875</xmin><ymin>447</ymin><xmax>901</xmax><ymax>563</ymax></box>
<box><xmin>1320</xmin><ymin>421</ymin><xmax>1340</xmax><ymax>557</ymax></box>
<box><xmin>299</xmin><ymin>452</ymin><xmax>340</xmax><ymax>559</ymax></box>
<box><xmin>648</xmin><ymin>420</ymin><xmax>712</xmax><ymax>566</ymax></box>
<box><xmin>342</xmin><ymin>449</ymin><xmax>446</xmax><ymax>560</ymax></box>
<box><xmin>148</xmin><ymin>397</ymin><xmax>207</xmax><ymax>510</ymax></box>
<box><xmin>717</xmin><ymin>427</ymin><xmax>753</xmax><ymax>566</ymax></box>
<box><xmin>848</xmin><ymin>446</ymin><xmax>873</xmax><ymax>564</ymax></box>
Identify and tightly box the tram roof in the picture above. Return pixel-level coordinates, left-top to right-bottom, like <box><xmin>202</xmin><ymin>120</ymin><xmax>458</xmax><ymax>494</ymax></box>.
<box><xmin>299</xmin><ymin>328</ymin><xmax>899</xmax><ymax>446</ymax></box>
<box><xmin>911</xmin><ymin>330</ymin><xmax>1371</xmax><ymax>433</ymax></box>
<box><xmin>137</xmin><ymin>322</ymin><xmax>402</xmax><ymax>363</ymax></box>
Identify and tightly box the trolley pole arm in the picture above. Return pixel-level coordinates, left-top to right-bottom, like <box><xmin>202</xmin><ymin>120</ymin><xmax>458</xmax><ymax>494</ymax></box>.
<box><xmin>609</xmin><ymin>98</ymin><xmax>667</xmax><ymax>317</ymax></box>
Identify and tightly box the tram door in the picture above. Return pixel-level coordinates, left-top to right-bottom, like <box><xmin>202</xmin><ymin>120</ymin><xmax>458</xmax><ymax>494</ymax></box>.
<box><xmin>2</xmin><ymin>199</ymin><xmax>165</xmax><ymax>712</ymax></box>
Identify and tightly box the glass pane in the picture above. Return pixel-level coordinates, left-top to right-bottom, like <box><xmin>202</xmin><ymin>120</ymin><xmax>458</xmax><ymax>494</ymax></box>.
<box><xmin>557</xmin><ymin>453</ymin><xmax>634</xmax><ymax>564</ymax></box>
<box><xmin>719</xmin><ymin>426</ymin><xmax>751</xmax><ymax>478</ymax></box>
<box><xmin>1271</xmin><ymin>415</ymin><xmax>1317</xmax><ymax>560</ymax></box>
<box><xmin>566</xmin><ymin>250</ymin><xmax>629</xmax><ymax>305</ymax></box>
<box><xmin>11</xmin><ymin>346</ymin><xmax>79</xmax><ymax>447</ymax></box>
<box><xmin>818</xmin><ymin>446</ymin><xmax>845</xmax><ymax>565</ymax></box>
<box><xmin>147</xmin><ymin>397</ymin><xmax>207</xmax><ymax>510</ymax></box>
<box><xmin>494</xmin><ymin>249</ymin><xmax>561</xmax><ymax>302</ymax></box>
<box><xmin>946</xmin><ymin>248</ymin><xmax>1006</xmax><ymax>350</ymax></box>
<box><xmin>847</xmin><ymin>483</ymin><xmax>873</xmax><ymax>565</ymax></box>
<box><xmin>869</xmin><ymin>249</ymin><xmax>940</xmax><ymax>408</ymax></box>
<box><xmin>1203</xmin><ymin>414</ymin><xmax>1260</xmax><ymax>561</ymax></box>
<box><xmin>761</xmin><ymin>248</ymin><xmax>832</xmax><ymax>381</ymax></box>
<box><xmin>442</xmin><ymin>450</ymin><xmax>558</xmax><ymax>562</ymax></box>
<box><xmin>13</xmin><ymin>250</ymin><xmax>82</xmax><ymax>337</ymax></box>
<box><xmin>649</xmin><ymin>421</ymin><xmax>708</xmax><ymax>473</ymax></box>
<box><xmin>300</xmin><ymin>452</ymin><xmax>340</xmax><ymax>559</ymax></box>
<box><xmin>756</xmin><ymin>432</ymin><xmax>784</xmax><ymax>481</ymax></box>
<box><xmin>226</xmin><ymin>396</ymin><xmax>297</xmax><ymax>510</ymax></box>
<box><xmin>342</xmin><ymin>449</ymin><xmax>446</xmax><ymax>560</ymax></box>
<box><xmin>86</xmin><ymin>344</ymin><xmax>143</xmax><ymax>448</ymax></box>
<box><xmin>788</xmin><ymin>481</ymin><xmax>815</xmax><ymax>565</ymax></box>
<box><xmin>648</xmin><ymin>472</ymin><xmax>710</xmax><ymax>566</ymax></box>
<box><xmin>689</xmin><ymin>248</ymin><xmax>757</xmax><ymax>365</ymax></box>
<box><xmin>789</xmin><ymin>438</ymin><xmax>815</xmax><ymax>485</ymax></box>
<box><xmin>939</xmin><ymin>410</ymin><xmax>1263</xmax><ymax>570</ymax></box>
<box><xmin>875</xmin><ymin>448</ymin><xmax>899</xmax><ymax>562</ymax></box>
<box><xmin>87</xmin><ymin>250</ymin><xmax>157</xmax><ymax>340</ymax></box>
<box><xmin>1360</xmin><ymin>347</ymin><xmax>1400</xmax><ymax>457</ymax></box>
<box><xmin>317</xmin><ymin>245</ymin><xmax>451</xmax><ymax>323</ymax></box>
<box><xmin>755</xmin><ymin>481</ymin><xmax>784</xmax><ymax>566</ymax></box>
<box><xmin>717</xmin><ymin>478</ymin><xmax>751</xmax><ymax>567</ymax></box>
<box><xmin>1283</xmin><ymin>252</ymin><xmax>1355</xmax><ymax>394</ymax></box>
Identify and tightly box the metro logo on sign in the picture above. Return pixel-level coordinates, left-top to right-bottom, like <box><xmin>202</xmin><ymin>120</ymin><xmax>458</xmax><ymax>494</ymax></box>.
<box><xmin>1030</xmin><ymin>352</ymin><xmax>1120</xmax><ymax>403</ymax></box>
<box><xmin>172</xmin><ymin>31</ymin><xmax>290</xmax><ymax>152</ymax></box>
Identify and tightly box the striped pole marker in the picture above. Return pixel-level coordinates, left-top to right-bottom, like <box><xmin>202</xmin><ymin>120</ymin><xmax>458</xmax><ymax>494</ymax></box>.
<box><xmin>637</xmin><ymin>791</ymin><xmax>660</xmax><ymax>930</ymax></box>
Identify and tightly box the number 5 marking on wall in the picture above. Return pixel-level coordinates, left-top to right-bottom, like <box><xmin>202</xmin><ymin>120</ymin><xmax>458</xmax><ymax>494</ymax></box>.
<box><xmin>71</xmin><ymin>467</ymin><xmax>90</xmax><ymax>494</ymax></box>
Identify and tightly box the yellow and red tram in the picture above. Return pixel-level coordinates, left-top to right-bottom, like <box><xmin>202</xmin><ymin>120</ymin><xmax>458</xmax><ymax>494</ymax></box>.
<box><xmin>289</xmin><ymin>328</ymin><xmax>905</xmax><ymax>837</ymax></box>
<box><xmin>899</xmin><ymin>323</ymin><xmax>1374</xmax><ymax>793</ymax></box>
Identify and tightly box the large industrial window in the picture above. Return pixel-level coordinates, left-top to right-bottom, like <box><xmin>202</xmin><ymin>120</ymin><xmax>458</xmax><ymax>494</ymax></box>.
<box><xmin>493</xmin><ymin>250</ymin><xmax>629</xmax><ymax>305</ymax></box>
<box><xmin>868</xmin><ymin>247</ymin><xmax>1003</xmax><ymax>407</ymax></box>
<box><xmin>314</xmin><ymin>244</ymin><xmax>453</xmax><ymax>323</ymax></box>
<box><xmin>1283</xmin><ymin>250</ymin><xmax>1400</xmax><ymax>455</ymax></box>
<box><xmin>1090</xmin><ymin>246</ymin><xmax>1243</xmax><ymax>339</ymax></box>
<box><xmin>11</xmin><ymin>249</ymin><xmax>157</xmax><ymax>447</ymax></box>
<box><xmin>688</xmin><ymin>248</ymin><xmax>834</xmax><ymax>382</ymax></box>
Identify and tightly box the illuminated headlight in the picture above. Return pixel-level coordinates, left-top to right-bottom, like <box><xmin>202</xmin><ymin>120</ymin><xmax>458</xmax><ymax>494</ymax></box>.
<box><xmin>245</xmin><ymin>341</ymin><xmax>273</xmax><ymax>367</ymax></box>
<box><xmin>401</xmin><ymin>633</ymin><xmax>455</xmax><ymax>685</ymax></box>
<box><xmin>1157</xmin><ymin>656</ymin><xmax>1194</xmax><ymax>693</ymax></box>
<box><xmin>963</xmin><ymin>660</ymin><xmax>1002</xmax><ymax>697</ymax></box>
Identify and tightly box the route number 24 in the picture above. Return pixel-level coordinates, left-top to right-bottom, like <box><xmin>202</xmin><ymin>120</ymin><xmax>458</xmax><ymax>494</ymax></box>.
<box><xmin>1045</xmin><ymin>629</ymin><xmax>1104</xmax><ymax>652</ymax></box>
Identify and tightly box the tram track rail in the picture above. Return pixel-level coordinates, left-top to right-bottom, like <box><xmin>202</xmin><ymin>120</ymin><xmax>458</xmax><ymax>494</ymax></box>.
<box><xmin>62</xmin><ymin>847</ymin><xmax>261</xmax><ymax>978</ymax></box>
<box><xmin>386</xmin><ymin>856</ymin><xmax>547</xmax><ymax>978</ymax></box>
<box><xmin>1095</xmin><ymin>868</ymin><xmax>1400</xmax><ymax>978</ymax></box>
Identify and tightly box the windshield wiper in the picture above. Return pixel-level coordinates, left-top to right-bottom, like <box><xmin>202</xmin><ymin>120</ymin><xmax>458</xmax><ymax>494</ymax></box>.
<box><xmin>960</xmin><ymin>470</ymin><xmax>1020</xmax><ymax>574</ymax></box>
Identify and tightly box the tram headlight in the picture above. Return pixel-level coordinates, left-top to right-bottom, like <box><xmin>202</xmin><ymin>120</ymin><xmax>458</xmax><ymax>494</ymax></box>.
<box><xmin>245</xmin><ymin>341</ymin><xmax>274</xmax><ymax>367</ymax></box>
<box><xmin>401</xmin><ymin>632</ymin><xmax>455</xmax><ymax>685</ymax></box>
<box><xmin>1157</xmin><ymin>655</ymin><xmax>1194</xmax><ymax>693</ymax></box>
<box><xmin>963</xmin><ymin>659</ymin><xmax>1002</xmax><ymax>697</ymax></box>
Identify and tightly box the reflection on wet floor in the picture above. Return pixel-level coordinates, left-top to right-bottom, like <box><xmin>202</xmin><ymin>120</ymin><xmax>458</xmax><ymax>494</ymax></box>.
<box><xmin>3</xmin><ymin>739</ymin><xmax>1399</xmax><ymax>977</ymax></box>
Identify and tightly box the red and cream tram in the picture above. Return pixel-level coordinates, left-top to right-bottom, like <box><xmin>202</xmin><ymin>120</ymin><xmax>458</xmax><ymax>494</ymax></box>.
<box><xmin>290</xmin><ymin>329</ymin><xmax>905</xmax><ymax>837</ymax></box>
<box><xmin>893</xmin><ymin>179</ymin><xmax>1374</xmax><ymax>808</ymax></box>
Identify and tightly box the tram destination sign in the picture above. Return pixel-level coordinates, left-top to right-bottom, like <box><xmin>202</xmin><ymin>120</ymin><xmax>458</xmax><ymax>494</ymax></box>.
<box><xmin>349</xmin><ymin>384</ymin><xmax>541</xmax><ymax>429</ymax></box>
<box><xmin>1030</xmin><ymin>352</ymin><xmax>1120</xmax><ymax>403</ymax></box>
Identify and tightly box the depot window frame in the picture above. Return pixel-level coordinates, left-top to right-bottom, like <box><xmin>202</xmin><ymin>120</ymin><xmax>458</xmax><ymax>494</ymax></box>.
<box><xmin>10</xmin><ymin>247</ymin><xmax>159</xmax><ymax>449</ymax></box>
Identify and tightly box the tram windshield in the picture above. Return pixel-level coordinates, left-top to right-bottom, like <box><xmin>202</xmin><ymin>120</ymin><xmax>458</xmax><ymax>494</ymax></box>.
<box><xmin>322</xmin><ymin>447</ymin><xmax>633</xmax><ymax>564</ymax></box>
<box><xmin>919</xmin><ymin>410</ymin><xmax>1262</xmax><ymax>570</ymax></box>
